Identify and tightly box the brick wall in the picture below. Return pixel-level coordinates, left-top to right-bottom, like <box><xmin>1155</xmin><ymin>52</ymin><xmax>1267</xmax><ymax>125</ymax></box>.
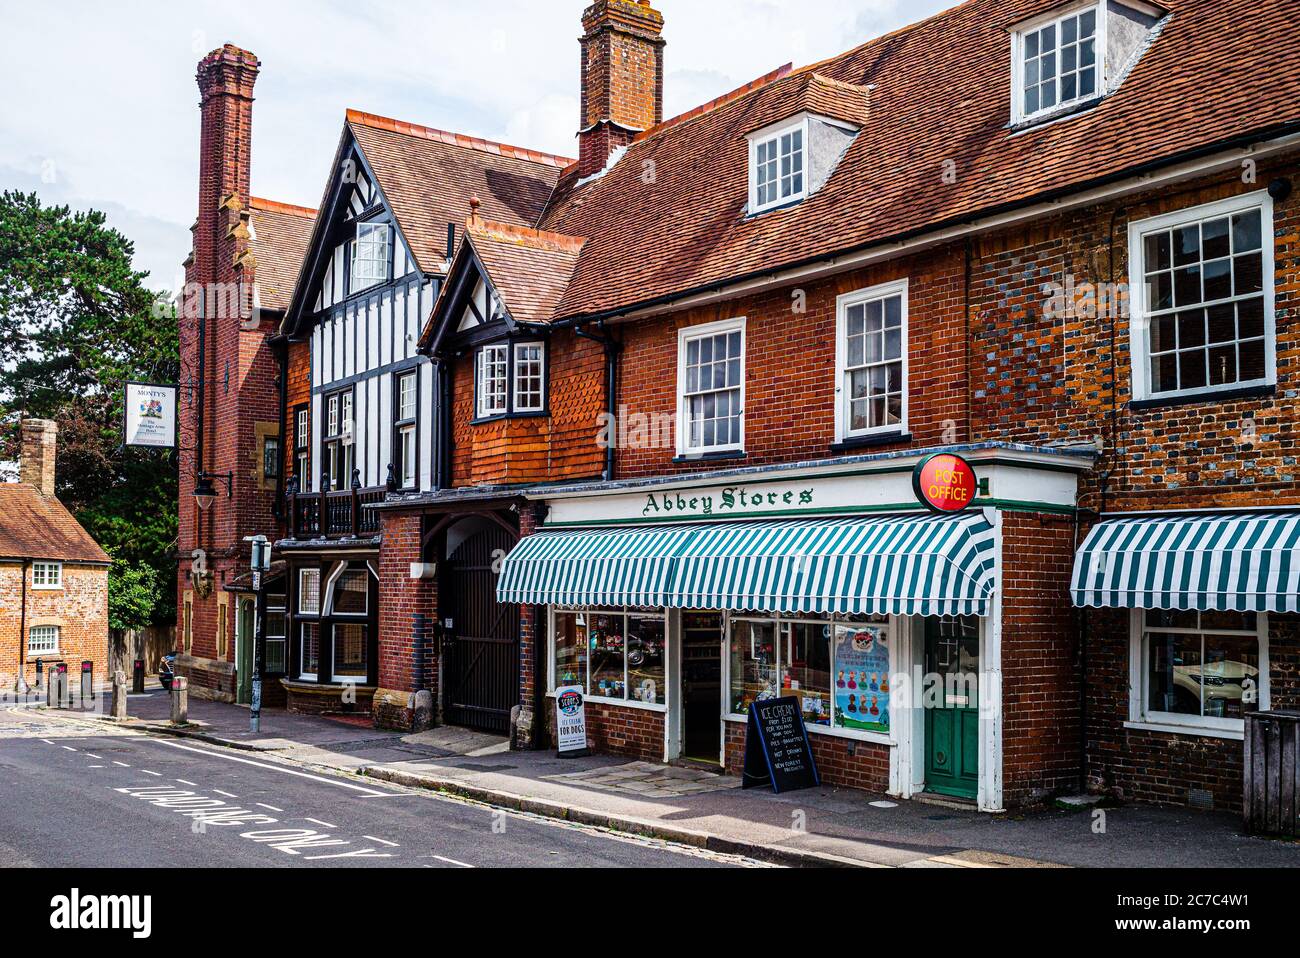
<box><xmin>374</xmin><ymin>511</ymin><xmax>436</xmax><ymax>730</ymax></box>
<box><xmin>542</xmin><ymin>698</ymin><xmax>667</xmax><ymax>763</ymax></box>
<box><xmin>723</xmin><ymin>721</ymin><xmax>892</xmax><ymax>792</ymax></box>
<box><xmin>578</xmin><ymin>0</ymin><xmax>665</xmax><ymax>178</ymax></box>
<box><xmin>0</xmin><ymin>562</ymin><xmax>109</xmax><ymax>690</ymax></box>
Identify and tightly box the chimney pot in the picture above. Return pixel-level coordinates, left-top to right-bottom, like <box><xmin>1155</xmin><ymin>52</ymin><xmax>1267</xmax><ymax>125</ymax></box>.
<box><xmin>19</xmin><ymin>419</ymin><xmax>57</xmax><ymax>498</ymax></box>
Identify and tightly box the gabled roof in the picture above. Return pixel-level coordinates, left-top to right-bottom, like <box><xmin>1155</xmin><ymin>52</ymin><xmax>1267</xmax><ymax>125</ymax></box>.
<box><xmin>249</xmin><ymin>197</ymin><xmax>316</xmax><ymax>312</ymax></box>
<box><xmin>419</xmin><ymin>219</ymin><xmax>585</xmax><ymax>350</ymax></box>
<box><xmin>346</xmin><ymin>110</ymin><xmax>573</xmax><ymax>275</ymax></box>
<box><xmin>536</xmin><ymin>0</ymin><xmax>1300</xmax><ymax>322</ymax></box>
<box><xmin>0</xmin><ymin>484</ymin><xmax>110</xmax><ymax>564</ymax></box>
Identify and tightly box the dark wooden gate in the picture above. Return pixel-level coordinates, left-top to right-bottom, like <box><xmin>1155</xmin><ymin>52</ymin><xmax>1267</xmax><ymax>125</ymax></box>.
<box><xmin>442</xmin><ymin>520</ymin><xmax>520</xmax><ymax>734</ymax></box>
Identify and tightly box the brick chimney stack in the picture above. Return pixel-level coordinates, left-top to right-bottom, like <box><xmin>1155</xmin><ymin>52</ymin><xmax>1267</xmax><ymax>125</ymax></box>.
<box><xmin>20</xmin><ymin>419</ymin><xmax>57</xmax><ymax>498</ymax></box>
<box><xmin>578</xmin><ymin>0</ymin><xmax>665</xmax><ymax>178</ymax></box>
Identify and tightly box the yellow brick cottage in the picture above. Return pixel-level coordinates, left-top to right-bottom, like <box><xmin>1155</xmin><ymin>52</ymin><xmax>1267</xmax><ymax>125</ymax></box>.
<box><xmin>0</xmin><ymin>420</ymin><xmax>110</xmax><ymax>692</ymax></box>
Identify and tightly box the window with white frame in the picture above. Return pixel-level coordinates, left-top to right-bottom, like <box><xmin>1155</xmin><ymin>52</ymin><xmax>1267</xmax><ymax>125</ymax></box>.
<box><xmin>351</xmin><ymin>222</ymin><xmax>391</xmax><ymax>293</ymax></box>
<box><xmin>749</xmin><ymin>120</ymin><xmax>805</xmax><ymax>213</ymax></box>
<box><xmin>728</xmin><ymin>614</ymin><xmax>893</xmax><ymax>735</ymax></box>
<box><xmin>299</xmin><ymin>622</ymin><xmax>320</xmax><ymax>680</ymax></box>
<box><xmin>32</xmin><ymin>562</ymin><xmax>63</xmax><ymax>589</ymax></box>
<box><xmin>1013</xmin><ymin>3</ymin><xmax>1099</xmax><ymax>123</ymax></box>
<box><xmin>476</xmin><ymin>344</ymin><xmax>508</xmax><ymax>419</ymax></box>
<box><xmin>394</xmin><ymin>371</ymin><xmax>418</xmax><ymax>489</ymax></box>
<box><xmin>837</xmin><ymin>281</ymin><xmax>907</xmax><ymax>439</ymax></box>
<box><xmin>328</xmin><ymin>568</ymin><xmax>370</xmax><ymax>682</ymax></box>
<box><xmin>264</xmin><ymin>594</ymin><xmax>287</xmax><ymax>675</ymax></box>
<box><xmin>1130</xmin><ymin>193</ymin><xmax>1273</xmax><ymax>401</ymax></box>
<box><xmin>323</xmin><ymin>389</ymin><xmax>355</xmax><ymax>490</ymax></box>
<box><xmin>551</xmin><ymin>609</ymin><xmax>666</xmax><ymax>706</ymax></box>
<box><xmin>1133</xmin><ymin>609</ymin><xmax>1266</xmax><ymax>734</ymax></box>
<box><xmin>294</xmin><ymin>405</ymin><xmax>311</xmax><ymax>486</ymax></box>
<box><xmin>678</xmin><ymin>318</ymin><xmax>745</xmax><ymax>455</ymax></box>
<box><xmin>298</xmin><ymin>568</ymin><xmax>321</xmax><ymax>615</ymax></box>
<box><xmin>28</xmin><ymin>625</ymin><xmax>59</xmax><ymax>654</ymax></box>
<box><xmin>513</xmin><ymin>343</ymin><xmax>545</xmax><ymax>413</ymax></box>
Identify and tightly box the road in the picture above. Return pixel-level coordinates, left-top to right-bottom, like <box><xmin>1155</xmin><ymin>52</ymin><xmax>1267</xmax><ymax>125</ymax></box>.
<box><xmin>0</xmin><ymin>707</ymin><xmax>762</xmax><ymax>869</ymax></box>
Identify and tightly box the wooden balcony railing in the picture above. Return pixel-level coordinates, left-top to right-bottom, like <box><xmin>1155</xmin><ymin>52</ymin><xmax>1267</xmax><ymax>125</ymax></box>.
<box><xmin>287</xmin><ymin>478</ymin><xmax>386</xmax><ymax>540</ymax></box>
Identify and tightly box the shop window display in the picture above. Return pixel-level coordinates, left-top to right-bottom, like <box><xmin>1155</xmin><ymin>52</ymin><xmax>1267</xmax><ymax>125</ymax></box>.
<box><xmin>552</xmin><ymin>609</ymin><xmax>666</xmax><ymax>706</ymax></box>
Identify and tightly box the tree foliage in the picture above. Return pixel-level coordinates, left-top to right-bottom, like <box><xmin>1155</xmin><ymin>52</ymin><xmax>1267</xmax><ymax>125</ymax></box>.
<box><xmin>0</xmin><ymin>190</ymin><xmax>178</xmax><ymax>624</ymax></box>
<box><xmin>108</xmin><ymin>560</ymin><xmax>159</xmax><ymax>633</ymax></box>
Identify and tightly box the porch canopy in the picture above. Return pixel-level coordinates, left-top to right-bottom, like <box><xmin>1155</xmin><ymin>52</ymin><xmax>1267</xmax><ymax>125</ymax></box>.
<box><xmin>1071</xmin><ymin>513</ymin><xmax>1300</xmax><ymax>613</ymax></box>
<box><xmin>497</xmin><ymin>513</ymin><xmax>998</xmax><ymax>617</ymax></box>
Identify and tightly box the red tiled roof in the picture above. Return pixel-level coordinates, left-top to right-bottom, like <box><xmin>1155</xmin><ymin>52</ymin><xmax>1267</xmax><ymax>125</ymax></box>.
<box><xmin>249</xmin><ymin>197</ymin><xmax>316</xmax><ymax>312</ymax></box>
<box><xmin>0</xmin><ymin>484</ymin><xmax>110</xmax><ymax>564</ymax></box>
<box><xmin>537</xmin><ymin>0</ymin><xmax>1300</xmax><ymax>321</ymax></box>
<box><xmin>347</xmin><ymin>110</ymin><xmax>572</xmax><ymax>274</ymax></box>
<box><xmin>467</xmin><ymin>221</ymin><xmax>586</xmax><ymax>326</ymax></box>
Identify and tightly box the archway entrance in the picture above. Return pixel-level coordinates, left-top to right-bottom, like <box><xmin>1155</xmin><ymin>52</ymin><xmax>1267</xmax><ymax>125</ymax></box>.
<box><xmin>441</xmin><ymin>516</ymin><xmax>520</xmax><ymax>734</ymax></box>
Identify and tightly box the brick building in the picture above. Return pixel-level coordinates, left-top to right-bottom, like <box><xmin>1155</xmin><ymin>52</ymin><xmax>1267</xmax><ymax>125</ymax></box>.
<box><xmin>0</xmin><ymin>420</ymin><xmax>110</xmax><ymax>693</ymax></box>
<box><xmin>183</xmin><ymin>0</ymin><xmax>1300</xmax><ymax>812</ymax></box>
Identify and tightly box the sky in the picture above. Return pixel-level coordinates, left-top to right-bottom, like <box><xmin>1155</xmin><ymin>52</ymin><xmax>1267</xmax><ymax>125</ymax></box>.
<box><xmin>1</xmin><ymin>0</ymin><xmax>952</xmax><ymax>291</ymax></box>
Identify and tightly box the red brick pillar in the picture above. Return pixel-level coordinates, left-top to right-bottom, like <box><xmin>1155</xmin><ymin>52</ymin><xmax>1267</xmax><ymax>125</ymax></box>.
<box><xmin>374</xmin><ymin>511</ymin><xmax>437</xmax><ymax>731</ymax></box>
<box><xmin>513</xmin><ymin>505</ymin><xmax>544</xmax><ymax>749</ymax></box>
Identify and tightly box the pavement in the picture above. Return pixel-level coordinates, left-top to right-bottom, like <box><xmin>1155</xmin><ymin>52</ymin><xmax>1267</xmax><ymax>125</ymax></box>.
<box><xmin>21</xmin><ymin>691</ymin><xmax>1300</xmax><ymax>869</ymax></box>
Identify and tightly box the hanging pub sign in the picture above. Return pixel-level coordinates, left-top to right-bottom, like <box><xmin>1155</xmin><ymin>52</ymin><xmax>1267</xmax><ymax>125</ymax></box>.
<box><xmin>124</xmin><ymin>382</ymin><xmax>177</xmax><ymax>449</ymax></box>
<box><xmin>912</xmin><ymin>453</ymin><xmax>978</xmax><ymax>514</ymax></box>
<box><xmin>555</xmin><ymin>685</ymin><xmax>590</xmax><ymax>757</ymax></box>
<box><xmin>743</xmin><ymin>696</ymin><xmax>821</xmax><ymax>794</ymax></box>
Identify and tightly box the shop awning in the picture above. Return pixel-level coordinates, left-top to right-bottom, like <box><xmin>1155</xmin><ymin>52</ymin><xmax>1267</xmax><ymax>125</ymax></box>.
<box><xmin>1071</xmin><ymin>513</ymin><xmax>1300</xmax><ymax>613</ymax></box>
<box><xmin>497</xmin><ymin>514</ymin><xmax>998</xmax><ymax>617</ymax></box>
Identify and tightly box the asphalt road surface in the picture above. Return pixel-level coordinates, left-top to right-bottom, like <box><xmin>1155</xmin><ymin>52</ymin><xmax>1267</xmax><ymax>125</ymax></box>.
<box><xmin>0</xmin><ymin>707</ymin><xmax>761</xmax><ymax>869</ymax></box>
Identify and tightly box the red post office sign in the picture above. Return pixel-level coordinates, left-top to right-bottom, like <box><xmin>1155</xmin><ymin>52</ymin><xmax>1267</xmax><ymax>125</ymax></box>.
<box><xmin>912</xmin><ymin>453</ymin><xmax>978</xmax><ymax>514</ymax></box>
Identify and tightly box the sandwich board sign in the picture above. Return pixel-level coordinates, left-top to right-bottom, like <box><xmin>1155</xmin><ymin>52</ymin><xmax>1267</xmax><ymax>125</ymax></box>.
<box><xmin>555</xmin><ymin>685</ymin><xmax>590</xmax><ymax>757</ymax></box>
<box><xmin>124</xmin><ymin>382</ymin><xmax>177</xmax><ymax>449</ymax></box>
<box><xmin>742</xmin><ymin>696</ymin><xmax>821</xmax><ymax>794</ymax></box>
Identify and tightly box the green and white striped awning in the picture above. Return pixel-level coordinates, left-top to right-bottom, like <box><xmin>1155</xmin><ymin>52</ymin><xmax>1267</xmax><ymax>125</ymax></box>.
<box><xmin>1072</xmin><ymin>513</ymin><xmax>1300</xmax><ymax>613</ymax></box>
<box><xmin>497</xmin><ymin>514</ymin><xmax>998</xmax><ymax>617</ymax></box>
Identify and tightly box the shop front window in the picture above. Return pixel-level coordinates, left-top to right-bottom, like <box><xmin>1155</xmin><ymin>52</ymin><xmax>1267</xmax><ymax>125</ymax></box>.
<box><xmin>1138</xmin><ymin>610</ymin><xmax>1264</xmax><ymax>731</ymax></box>
<box><xmin>551</xmin><ymin>609</ymin><xmax>666</xmax><ymax>707</ymax></box>
<box><xmin>729</xmin><ymin>614</ymin><xmax>892</xmax><ymax>735</ymax></box>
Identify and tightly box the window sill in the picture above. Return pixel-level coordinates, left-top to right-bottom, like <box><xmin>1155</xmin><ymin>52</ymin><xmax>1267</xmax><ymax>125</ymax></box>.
<box><xmin>724</xmin><ymin>713</ymin><xmax>895</xmax><ymax>747</ymax></box>
<box><xmin>1130</xmin><ymin>383</ymin><xmax>1276</xmax><ymax>411</ymax></box>
<box><xmin>830</xmin><ymin>431</ymin><xmax>911</xmax><ymax>453</ymax></box>
<box><xmin>673</xmin><ymin>450</ymin><xmax>747</xmax><ymax>465</ymax></box>
<box><xmin>471</xmin><ymin>411</ymin><xmax>550</xmax><ymax>426</ymax></box>
<box><xmin>1123</xmin><ymin>719</ymin><xmax>1244</xmax><ymax>742</ymax></box>
<box><xmin>1009</xmin><ymin>95</ymin><xmax>1104</xmax><ymax>134</ymax></box>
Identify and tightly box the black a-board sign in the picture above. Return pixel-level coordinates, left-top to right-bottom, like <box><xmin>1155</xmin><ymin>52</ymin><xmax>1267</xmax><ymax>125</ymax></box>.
<box><xmin>742</xmin><ymin>696</ymin><xmax>821</xmax><ymax>794</ymax></box>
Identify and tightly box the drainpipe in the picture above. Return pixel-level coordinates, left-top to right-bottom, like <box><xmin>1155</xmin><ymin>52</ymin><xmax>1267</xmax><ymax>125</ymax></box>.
<box><xmin>273</xmin><ymin>338</ymin><xmax>289</xmax><ymax>520</ymax></box>
<box><xmin>574</xmin><ymin>321</ymin><xmax>620</xmax><ymax>482</ymax></box>
<box><xmin>17</xmin><ymin>558</ymin><xmax>29</xmax><ymax>692</ymax></box>
<box><xmin>195</xmin><ymin>296</ymin><xmax>208</xmax><ymax>546</ymax></box>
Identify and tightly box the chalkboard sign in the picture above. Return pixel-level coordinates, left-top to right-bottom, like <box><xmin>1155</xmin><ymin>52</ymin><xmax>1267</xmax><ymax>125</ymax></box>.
<box><xmin>742</xmin><ymin>697</ymin><xmax>821</xmax><ymax>794</ymax></box>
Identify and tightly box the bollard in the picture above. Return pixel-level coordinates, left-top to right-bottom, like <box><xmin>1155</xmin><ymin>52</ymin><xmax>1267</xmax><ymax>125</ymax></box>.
<box><xmin>170</xmin><ymin>676</ymin><xmax>189</xmax><ymax>725</ymax></box>
<box><xmin>45</xmin><ymin>667</ymin><xmax>55</xmax><ymax>708</ymax></box>
<box><xmin>132</xmin><ymin>659</ymin><xmax>145</xmax><ymax>695</ymax></box>
<box><xmin>57</xmin><ymin>664</ymin><xmax>72</xmax><ymax>709</ymax></box>
<box><xmin>34</xmin><ymin>658</ymin><xmax>44</xmax><ymax>690</ymax></box>
<box><xmin>111</xmin><ymin>671</ymin><xmax>128</xmax><ymax>721</ymax></box>
<box><xmin>80</xmin><ymin>661</ymin><xmax>94</xmax><ymax>708</ymax></box>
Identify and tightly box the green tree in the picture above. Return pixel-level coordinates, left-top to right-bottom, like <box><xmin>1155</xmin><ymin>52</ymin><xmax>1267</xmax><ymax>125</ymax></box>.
<box><xmin>108</xmin><ymin>560</ymin><xmax>159</xmax><ymax>633</ymax></box>
<box><xmin>0</xmin><ymin>190</ymin><xmax>178</xmax><ymax>624</ymax></box>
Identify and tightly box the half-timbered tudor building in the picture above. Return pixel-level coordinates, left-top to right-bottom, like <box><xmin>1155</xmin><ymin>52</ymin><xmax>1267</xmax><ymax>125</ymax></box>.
<box><xmin>182</xmin><ymin>0</ymin><xmax>1300</xmax><ymax>812</ymax></box>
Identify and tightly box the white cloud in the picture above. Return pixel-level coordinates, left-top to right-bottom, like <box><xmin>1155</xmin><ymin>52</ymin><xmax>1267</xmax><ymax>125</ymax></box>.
<box><xmin>1</xmin><ymin>0</ymin><xmax>951</xmax><ymax>286</ymax></box>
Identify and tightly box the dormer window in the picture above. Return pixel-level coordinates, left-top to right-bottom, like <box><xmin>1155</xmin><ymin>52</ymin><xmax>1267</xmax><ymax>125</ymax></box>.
<box><xmin>751</xmin><ymin>121</ymin><xmax>805</xmax><ymax>213</ymax></box>
<box><xmin>351</xmin><ymin>221</ymin><xmax>391</xmax><ymax>293</ymax></box>
<box><xmin>1011</xmin><ymin>1</ymin><xmax>1166</xmax><ymax>127</ymax></box>
<box><xmin>746</xmin><ymin>111</ymin><xmax>859</xmax><ymax>216</ymax></box>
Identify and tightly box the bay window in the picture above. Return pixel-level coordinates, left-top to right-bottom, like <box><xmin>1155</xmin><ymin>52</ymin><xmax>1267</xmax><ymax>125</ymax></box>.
<box><xmin>551</xmin><ymin>609</ymin><xmax>667</xmax><ymax>707</ymax></box>
<box><xmin>264</xmin><ymin>594</ymin><xmax>287</xmax><ymax>676</ymax></box>
<box><xmin>836</xmin><ymin>280</ymin><xmax>907</xmax><ymax>440</ymax></box>
<box><xmin>513</xmin><ymin>343</ymin><xmax>545</xmax><ymax>413</ymax></box>
<box><xmin>1130</xmin><ymin>192</ymin><xmax>1274</xmax><ymax>402</ymax></box>
<box><xmin>327</xmin><ymin>567</ymin><xmax>371</xmax><ymax>683</ymax></box>
<box><xmin>677</xmin><ymin>318</ymin><xmax>745</xmax><ymax>456</ymax></box>
<box><xmin>1132</xmin><ymin>609</ymin><xmax>1266</xmax><ymax>736</ymax></box>
<box><xmin>475</xmin><ymin>344</ymin><xmax>508</xmax><ymax>419</ymax></box>
<box><xmin>475</xmin><ymin>341</ymin><xmax>546</xmax><ymax>419</ymax></box>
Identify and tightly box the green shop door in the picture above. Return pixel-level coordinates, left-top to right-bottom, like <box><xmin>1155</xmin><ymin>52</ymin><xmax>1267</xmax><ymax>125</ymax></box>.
<box><xmin>236</xmin><ymin>598</ymin><xmax>255</xmax><ymax>705</ymax></box>
<box><xmin>924</xmin><ymin>616</ymin><xmax>980</xmax><ymax>800</ymax></box>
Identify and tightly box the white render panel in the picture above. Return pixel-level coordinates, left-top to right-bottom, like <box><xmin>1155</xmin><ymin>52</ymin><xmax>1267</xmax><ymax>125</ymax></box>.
<box><xmin>310</xmin><ymin>393</ymin><xmax>322</xmax><ymax>494</ymax></box>
<box><xmin>419</xmin><ymin>361</ymin><xmax>434</xmax><ymax>490</ymax></box>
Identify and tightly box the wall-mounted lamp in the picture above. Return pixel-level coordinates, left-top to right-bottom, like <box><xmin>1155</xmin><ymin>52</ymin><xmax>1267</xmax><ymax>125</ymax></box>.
<box><xmin>194</xmin><ymin>471</ymin><xmax>233</xmax><ymax>512</ymax></box>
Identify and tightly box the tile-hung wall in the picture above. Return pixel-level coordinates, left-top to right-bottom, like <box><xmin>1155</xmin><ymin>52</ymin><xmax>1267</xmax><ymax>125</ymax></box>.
<box><xmin>308</xmin><ymin>248</ymin><xmax>439</xmax><ymax>493</ymax></box>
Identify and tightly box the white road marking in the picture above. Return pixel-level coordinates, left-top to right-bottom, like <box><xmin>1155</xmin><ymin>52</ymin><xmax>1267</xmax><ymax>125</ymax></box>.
<box><xmin>41</xmin><ymin>739</ymin><xmax>55</xmax><ymax>745</ymax></box>
<box><xmin>86</xmin><ymin>754</ymin><xmax>102</xmax><ymax>760</ymax></box>
<box><xmin>213</xmin><ymin>789</ymin><xmax>238</xmax><ymax>798</ymax></box>
<box><xmin>153</xmin><ymin>740</ymin><xmax>397</xmax><ymax>797</ymax></box>
<box><xmin>113</xmin><ymin>761</ymin><xmax>130</xmax><ymax>767</ymax></box>
<box><xmin>363</xmin><ymin>835</ymin><xmax>399</xmax><ymax>847</ymax></box>
<box><xmin>175</xmin><ymin>779</ymin><xmax>198</xmax><ymax>786</ymax></box>
<box><xmin>304</xmin><ymin>817</ymin><xmax>336</xmax><ymax>828</ymax></box>
<box><xmin>88</xmin><ymin>765</ymin><xmax>105</xmax><ymax>769</ymax></box>
<box><xmin>141</xmin><ymin>770</ymin><xmax>162</xmax><ymax>777</ymax></box>
<box><xmin>256</xmin><ymin>803</ymin><xmax>284</xmax><ymax>812</ymax></box>
<box><xmin>432</xmin><ymin>855</ymin><xmax>474</xmax><ymax>869</ymax></box>
<box><xmin>61</xmin><ymin>746</ymin><xmax>77</xmax><ymax>752</ymax></box>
